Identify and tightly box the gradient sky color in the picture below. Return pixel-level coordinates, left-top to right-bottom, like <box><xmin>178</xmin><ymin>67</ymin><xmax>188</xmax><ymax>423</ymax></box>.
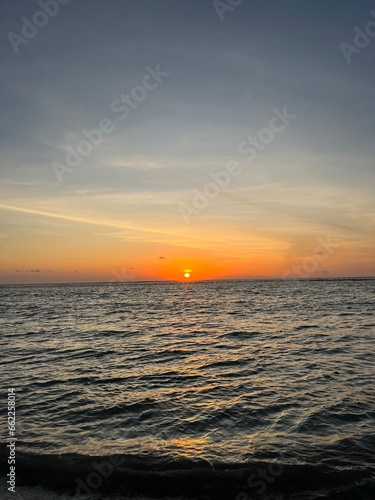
<box><xmin>0</xmin><ymin>0</ymin><xmax>374</xmax><ymax>283</ymax></box>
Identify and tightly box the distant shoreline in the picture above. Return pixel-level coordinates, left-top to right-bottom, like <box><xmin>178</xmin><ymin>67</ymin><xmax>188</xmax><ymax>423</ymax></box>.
<box><xmin>1</xmin><ymin>276</ymin><xmax>374</xmax><ymax>286</ymax></box>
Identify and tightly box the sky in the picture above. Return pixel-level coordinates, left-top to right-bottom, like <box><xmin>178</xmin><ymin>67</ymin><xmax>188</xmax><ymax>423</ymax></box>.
<box><xmin>0</xmin><ymin>0</ymin><xmax>374</xmax><ymax>283</ymax></box>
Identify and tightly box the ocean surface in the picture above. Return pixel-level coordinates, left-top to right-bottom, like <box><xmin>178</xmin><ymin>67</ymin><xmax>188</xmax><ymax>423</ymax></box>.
<box><xmin>0</xmin><ymin>279</ymin><xmax>374</xmax><ymax>499</ymax></box>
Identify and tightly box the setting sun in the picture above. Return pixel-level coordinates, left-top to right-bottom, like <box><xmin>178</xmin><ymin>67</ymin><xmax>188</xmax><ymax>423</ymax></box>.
<box><xmin>184</xmin><ymin>272</ymin><xmax>190</xmax><ymax>279</ymax></box>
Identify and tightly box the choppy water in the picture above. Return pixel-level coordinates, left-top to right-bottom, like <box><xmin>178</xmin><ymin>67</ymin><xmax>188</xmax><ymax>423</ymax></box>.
<box><xmin>0</xmin><ymin>279</ymin><xmax>374</xmax><ymax>499</ymax></box>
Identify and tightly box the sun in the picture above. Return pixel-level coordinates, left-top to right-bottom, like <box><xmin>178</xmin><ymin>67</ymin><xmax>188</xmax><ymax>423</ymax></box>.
<box><xmin>184</xmin><ymin>272</ymin><xmax>190</xmax><ymax>279</ymax></box>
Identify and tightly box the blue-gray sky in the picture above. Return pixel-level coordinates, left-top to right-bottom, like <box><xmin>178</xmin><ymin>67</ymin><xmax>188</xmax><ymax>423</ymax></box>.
<box><xmin>0</xmin><ymin>0</ymin><xmax>374</xmax><ymax>282</ymax></box>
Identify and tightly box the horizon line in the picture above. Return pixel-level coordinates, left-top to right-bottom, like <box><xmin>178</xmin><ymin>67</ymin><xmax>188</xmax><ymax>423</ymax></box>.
<box><xmin>1</xmin><ymin>276</ymin><xmax>374</xmax><ymax>286</ymax></box>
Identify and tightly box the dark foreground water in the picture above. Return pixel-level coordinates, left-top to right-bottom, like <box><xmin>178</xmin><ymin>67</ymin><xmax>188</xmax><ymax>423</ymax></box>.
<box><xmin>0</xmin><ymin>279</ymin><xmax>374</xmax><ymax>499</ymax></box>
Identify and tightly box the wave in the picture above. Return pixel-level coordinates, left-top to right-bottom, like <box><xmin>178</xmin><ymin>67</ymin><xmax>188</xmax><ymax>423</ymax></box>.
<box><xmin>293</xmin><ymin>325</ymin><xmax>320</xmax><ymax>331</ymax></box>
<box><xmin>220</xmin><ymin>331</ymin><xmax>263</xmax><ymax>338</ymax></box>
<box><xmin>1</xmin><ymin>448</ymin><xmax>374</xmax><ymax>499</ymax></box>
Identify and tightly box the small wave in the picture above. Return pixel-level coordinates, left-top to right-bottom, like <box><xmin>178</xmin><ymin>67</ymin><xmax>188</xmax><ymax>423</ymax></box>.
<box><xmin>294</xmin><ymin>325</ymin><xmax>319</xmax><ymax>331</ymax></box>
<box><xmin>199</xmin><ymin>359</ymin><xmax>247</xmax><ymax>369</ymax></box>
<box><xmin>0</xmin><ymin>450</ymin><xmax>373</xmax><ymax>499</ymax></box>
<box><xmin>221</xmin><ymin>331</ymin><xmax>263</xmax><ymax>338</ymax></box>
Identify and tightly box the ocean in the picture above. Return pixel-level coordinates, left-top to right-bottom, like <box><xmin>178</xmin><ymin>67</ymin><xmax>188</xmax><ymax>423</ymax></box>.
<box><xmin>0</xmin><ymin>279</ymin><xmax>374</xmax><ymax>499</ymax></box>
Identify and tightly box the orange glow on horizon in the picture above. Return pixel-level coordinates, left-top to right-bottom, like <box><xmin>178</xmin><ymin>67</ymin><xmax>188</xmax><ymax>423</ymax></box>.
<box><xmin>1</xmin><ymin>212</ymin><xmax>373</xmax><ymax>284</ymax></box>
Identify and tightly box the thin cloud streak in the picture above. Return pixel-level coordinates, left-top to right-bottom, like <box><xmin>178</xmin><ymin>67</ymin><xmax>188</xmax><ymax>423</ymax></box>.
<box><xmin>0</xmin><ymin>203</ymin><xmax>231</xmax><ymax>245</ymax></box>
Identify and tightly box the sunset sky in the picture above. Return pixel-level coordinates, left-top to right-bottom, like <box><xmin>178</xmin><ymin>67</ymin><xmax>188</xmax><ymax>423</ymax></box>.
<box><xmin>0</xmin><ymin>0</ymin><xmax>374</xmax><ymax>283</ymax></box>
